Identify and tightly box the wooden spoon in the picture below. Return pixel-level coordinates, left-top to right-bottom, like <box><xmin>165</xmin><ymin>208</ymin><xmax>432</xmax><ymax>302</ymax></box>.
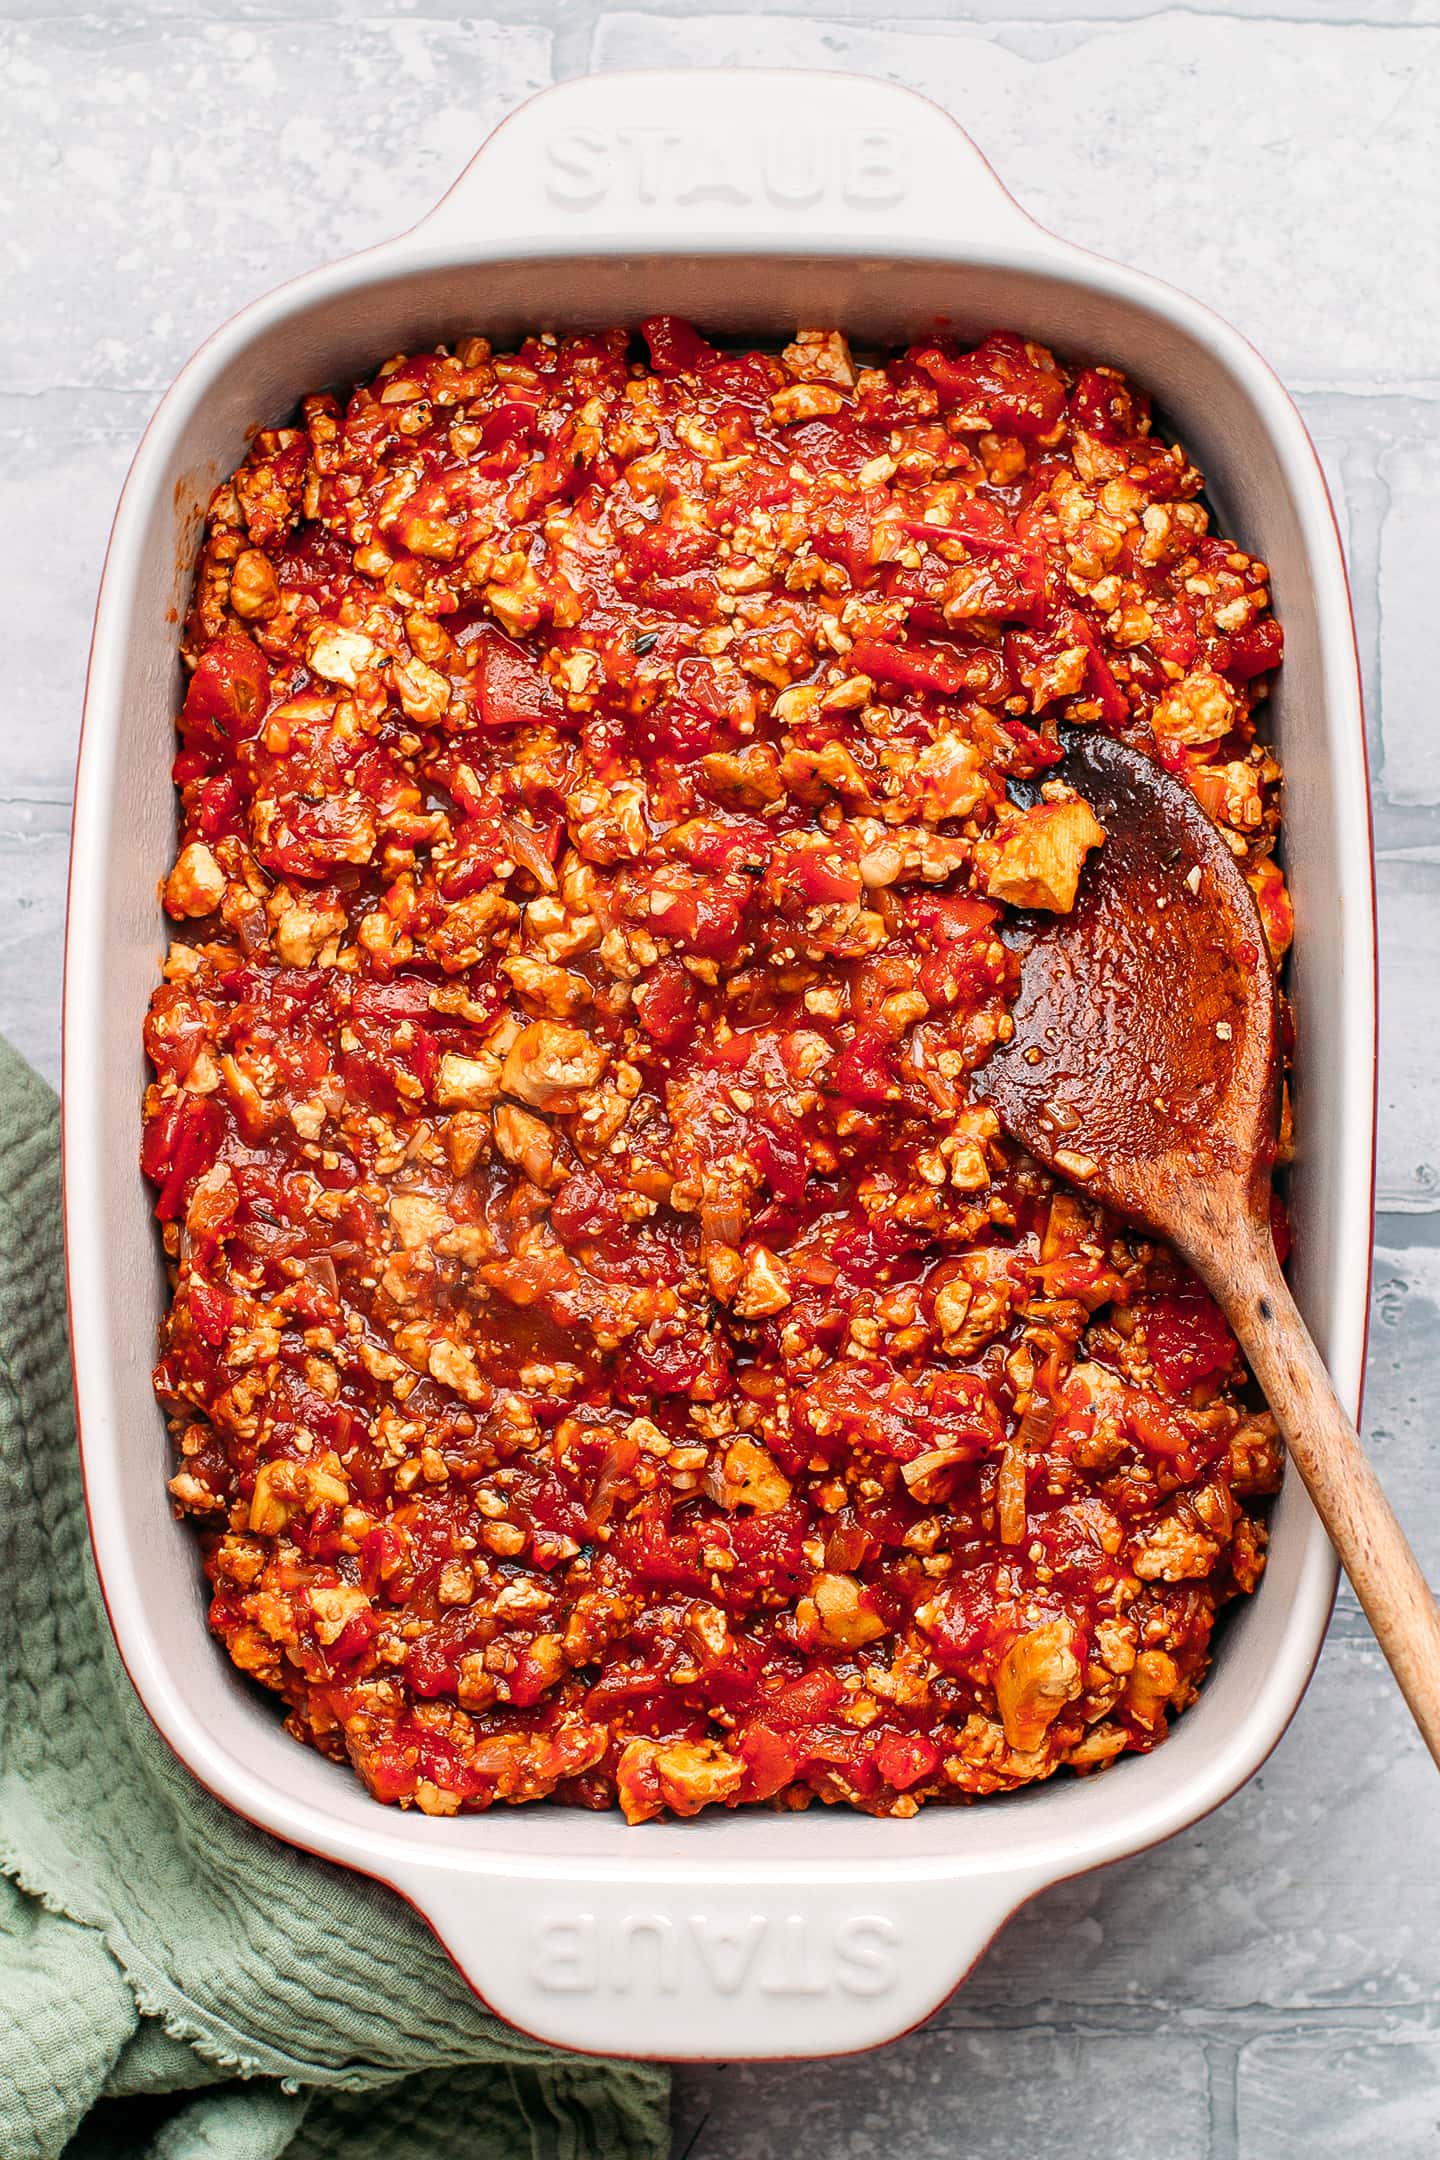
<box><xmin>973</xmin><ymin>726</ymin><xmax>1440</xmax><ymax>1764</ymax></box>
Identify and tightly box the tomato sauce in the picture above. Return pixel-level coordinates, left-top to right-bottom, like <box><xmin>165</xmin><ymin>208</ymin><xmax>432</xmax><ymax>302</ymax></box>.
<box><xmin>143</xmin><ymin>323</ymin><xmax>1287</xmax><ymax>1821</ymax></box>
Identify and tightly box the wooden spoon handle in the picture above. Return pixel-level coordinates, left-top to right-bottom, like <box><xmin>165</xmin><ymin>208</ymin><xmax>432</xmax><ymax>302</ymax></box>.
<box><xmin>1220</xmin><ymin>1235</ymin><xmax>1440</xmax><ymax>1768</ymax></box>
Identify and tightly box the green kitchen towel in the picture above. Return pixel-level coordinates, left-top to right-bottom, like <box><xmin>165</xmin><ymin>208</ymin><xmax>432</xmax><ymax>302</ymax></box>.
<box><xmin>0</xmin><ymin>1038</ymin><xmax>669</xmax><ymax>2160</ymax></box>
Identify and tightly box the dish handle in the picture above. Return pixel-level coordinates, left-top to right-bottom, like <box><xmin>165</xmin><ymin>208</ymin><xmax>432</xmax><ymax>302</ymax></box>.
<box><xmin>394</xmin><ymin>1858</ymin><xmax>1042</xmax><ymax>2059</ymax></box>
<box><xmin>412</xmin><ymin>69</ymin><xmax>1041</xmax><ymax>256</ymax></box>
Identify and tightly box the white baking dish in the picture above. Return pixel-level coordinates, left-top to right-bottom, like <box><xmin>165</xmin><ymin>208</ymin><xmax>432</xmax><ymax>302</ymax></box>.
<box><xmin>64</xmin><ymin>68</ymin><xmax>1374</xmax><ymax>2061</ymax></box>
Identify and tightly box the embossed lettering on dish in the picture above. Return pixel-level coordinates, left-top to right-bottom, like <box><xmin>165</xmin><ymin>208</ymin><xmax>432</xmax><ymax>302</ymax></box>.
<box><xmin>529</xmin><ymin>1911</ymin><xmax>900</xmax><ymax>1996</ymax></box>
<box><xmin>542</xmin><ymin>127</ymin><xmax>907</xmax><ymax>212</ymax></box>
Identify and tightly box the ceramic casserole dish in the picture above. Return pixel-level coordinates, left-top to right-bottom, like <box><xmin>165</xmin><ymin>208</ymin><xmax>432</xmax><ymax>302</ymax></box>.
<box><xmin>64</xmin><ymin>68</ymin><xmax>1374</xmax><ymax>2060</ymax></box>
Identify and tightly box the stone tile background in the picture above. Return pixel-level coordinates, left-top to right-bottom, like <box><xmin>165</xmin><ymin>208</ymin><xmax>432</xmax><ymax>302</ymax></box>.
<box><xmin>3</xmin><ymin>2</ymin><xmax>1437</xmax><ymax>2152</ymax></box>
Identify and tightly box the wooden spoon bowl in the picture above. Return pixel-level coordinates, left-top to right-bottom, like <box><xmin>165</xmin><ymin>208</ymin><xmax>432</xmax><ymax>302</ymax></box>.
<box><xmin>973</xmin><ymin>727</ymin><xmax>1440</xmax><ymax>1763</ymax></box>
<box><xmin>979</xmin><ymin>728</ymin><xmax>1280</xmax><ymax>1240</ymax></box>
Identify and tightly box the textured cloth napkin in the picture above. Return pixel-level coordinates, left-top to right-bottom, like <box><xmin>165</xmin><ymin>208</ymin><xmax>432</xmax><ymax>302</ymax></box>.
<box><xmin>0</xmin><ymin>1038</ymin><xmax>669</xmax><ymax>2160</ymax></box>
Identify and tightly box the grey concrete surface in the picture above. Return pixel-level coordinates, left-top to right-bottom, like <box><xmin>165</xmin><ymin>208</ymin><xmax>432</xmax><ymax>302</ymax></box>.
<box><xmin>3</xmin><ymin>3</ymin><xmax>1438</xmax><ymax>2153</ymax></box>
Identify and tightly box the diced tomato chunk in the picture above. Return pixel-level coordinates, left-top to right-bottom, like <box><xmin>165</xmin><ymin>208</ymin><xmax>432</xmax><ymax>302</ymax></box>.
<box><xmin>634</xmin><ymin>960</ymin><xmax>701</xmax><ymax>1048</ymax></box>
<box><xmin>830</xmin><ymin>1027</ymin><xmax>897</xmax><ymax>1106</ymax></box>
<box><xmin>141</xmin><ymin>1095</ymin><xmax>223</xmax><ymax>1221</ymax></box>
<box><xmin>735</xmin><ymin>1724</ymin><xmax>799</xmax><ymax>1800</ymax></box>
<box><xmin>640</xmin><ymin>315</ymin><xmax>720</xmax><ymax>377</ymax></box>
<box><xmin>850</xmin><ymin>636</ymin><xmax>967</xmax><ymax>698</ymax></box>
<box><xmin>181</xmin><ymin>634</ymin><xmax>270</xmax><ymax>753</ymax></box>
<box><xmin>1143</xmin><ymin>1284</ymin><xmax>1239</xmax><ymax>1395</ymax></box>
<box><xmin>472</xmin><ymin>633</ymin><xmax>565</xmax><ymax>727</ymax></box>
<box><xmin>1070</xmin><ymin>366</ymin><xmax>1151</xmax><ymax>444</ymax></box>
<box><xmin>912</xmin><ymin>332</ymin><xmax>1067</xmax><ymax>437</ymax></box>
<box><xmin>872</xmin><ymin>1731</ymin><xmax>940</xmax><ymax>1791</ymax></box>
<box><xmin>1216</xmin><ymin>616</ymin><xmax>1284</xmax><ymax>683</ymax></box>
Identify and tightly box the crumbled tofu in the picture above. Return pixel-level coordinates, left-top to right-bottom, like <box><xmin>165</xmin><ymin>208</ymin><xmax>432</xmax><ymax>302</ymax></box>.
<box><xmin>388</xmin><ymin>1192</ymin><xmax>451</xmax><ymax>1250</ymax></box>
<box><xmin>392</xmin><ymin>657</ymin><xmax>451</xmax><ymax>725</ymax></box>
<box><xmin>399</xmin><ymin>515</ymin><xmax>460</xmax><ymax>561</ymax></box>
<box><xmin>932</xmin><ymin>1277</ymin><xmax>974</xmax><ymax>1350</ymax></box>
<box><xmin>982</xmin><ymin>799</ymin><xmax>1106</xmax><ymax>913</ymax></box>
<box><xmin>781</xmin><ymin>329</ymin><xmax>857</xmax><ymax>389</ymax></box>
<box><xmin>163</xmin><ymin>841</ymin><xmax>225</xmax><ymax>919</ymax></box>
<box><xmin>731</xmin><ymin>1244</ymin><xmax>793</xmax><ymax>1319</ymax></box>
<box><xmin>1127</xmin><ymin>1648</ymin><xmax>1180</xmax><ymax>1727</ymax></box>
<box><xmin>1133</xmin><ymin>1514</ymin><xmax>1221</xmax><ymax>1582</ymax></box>
<box><xmin>616</xmin><ymin>1736</ymin><xmax>745</xmax><ymax>1823</ymax></box>
<box><xmin>1206</xmin><ymin>758</ymin><xmax>1265</xmax><ymax>829</ymax></box>
<box><xmin>229</xmin><ymin>548</ymin><xmax>281</xmax><ymax>621</ymax></box>
<box><xmin>500</xmin><ymin>1022</ymin><xmax>608</xmax><ymax>1108</ymax></box>
<box><xmin>993</xmin><ymin>1621</ymin><xmax>1081</xmax><ymax>1751</ymax></box>
<box><xmin>806</xmin><ymin>1571</ymin><xmax>889</xmax><ymax>1649</ymax></box>
<box><xmin>911</xmin><ymin>733</ymin><xmax>986</xmax><ymax>820</ymax></box>
<box><xmin>1152</xmin><ymin>667</ymin><xmax>1238</xmax><ymax>745</ymax></box>
<box><xmin>272</xmin><ymin>893</ymin><xmax>345</xmax><ymax>966</ymax></box>
<box><xmin>705</xmin><ymin>1436</ymin><xmax>792</xmax><ymax>1514</ymax></box>
<box><xmin>435</xmin><ymin>1051</ymin><xmax>501</xmax><ymax>1112</ymax></box>
<box><xmin>248</xmin><ymin>1461</ymin><xmax>294</xmax><ymax>1535</ymax></box>
<box><xmin>305</xmin><ymin>622</ymin><xmax>377</xmax><ymax>687</ymax></box>
<box><xmin>308</xmin><ymin>1583</ymin><xmax>371</xmax><ymax>1645</ymax></box>
<box><xmin>492</xmin><ymin>1102</ymin><xmax>560</xmax><ymax>1188</ymax></box>
<box><xmin>770</xmin><ymin>382</ymin><xmax>846</xmax><ymax>426</ymax></box>
<box><xmin>445</xmin><ymin>1110</ymin><xmax>492</xmax><ymax>1175</ymax></box>
<box><xmin>427</xmin><ymin>1337</ymin><xmax>489</xmax><ymax>1405</ymax></box>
